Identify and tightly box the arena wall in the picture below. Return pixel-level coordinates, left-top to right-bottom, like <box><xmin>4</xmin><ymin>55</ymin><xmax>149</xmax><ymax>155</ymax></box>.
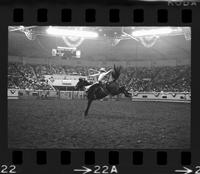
<box><xmin>8</xmin><ymin>88</ymin><xmax>191</xmax><ymax>103</ymax></box>
<box><xmin>131</xmin><ymin>91</ymin><xmax>191</xmax><ymax>103</ymax></box>
<box><xmin>7</xmin><ymin>88</ymin><xmax>19</xmax><ymax>99</ymax></box>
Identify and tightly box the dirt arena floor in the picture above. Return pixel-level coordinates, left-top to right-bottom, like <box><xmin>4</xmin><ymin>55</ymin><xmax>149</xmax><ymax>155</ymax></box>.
<box><xmin>8</xmin><ymin>98</ymin><xmax>190</xmax><ymax>149</ymax></box>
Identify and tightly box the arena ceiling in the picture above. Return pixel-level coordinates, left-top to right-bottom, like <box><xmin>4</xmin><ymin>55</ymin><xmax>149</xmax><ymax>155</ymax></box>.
<box><xmin>8</xmin><ymin>26</ymin><xmax>191</xmax><ymax>61</ymax></box>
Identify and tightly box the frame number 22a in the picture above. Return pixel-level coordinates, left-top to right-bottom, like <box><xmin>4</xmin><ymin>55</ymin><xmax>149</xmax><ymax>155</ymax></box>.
<box><xmin>94</xmin><ymin>165</ymin><xmax>118</xmax><ymax>174</ymax></box>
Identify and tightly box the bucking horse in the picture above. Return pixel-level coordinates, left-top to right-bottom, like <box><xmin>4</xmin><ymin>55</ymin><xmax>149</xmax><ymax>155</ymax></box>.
<box><xmin>75</xmin><ymin>65</ymin><xmax>132</xmax><ymax>116</ymax></box>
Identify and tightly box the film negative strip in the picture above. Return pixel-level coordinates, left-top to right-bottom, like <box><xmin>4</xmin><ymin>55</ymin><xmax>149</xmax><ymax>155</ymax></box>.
<box><xmin>0</xmin><ymin>0</ymin><xmax>199</xmax><ymax>174</ymax></box>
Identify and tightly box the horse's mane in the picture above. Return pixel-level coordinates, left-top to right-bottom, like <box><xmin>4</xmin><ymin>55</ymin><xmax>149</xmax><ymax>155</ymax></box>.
<box><xmin>111</xmin><ymin>64</ymin><xmax>121</xmax><ymax>81</ymax></box>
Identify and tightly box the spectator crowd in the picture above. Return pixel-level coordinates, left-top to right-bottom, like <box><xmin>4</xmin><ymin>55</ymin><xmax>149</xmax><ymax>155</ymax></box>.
<box><xmin>8</xmin><ymin>62</ymin><xmax>191</xmax><ymax>92</ymax></box>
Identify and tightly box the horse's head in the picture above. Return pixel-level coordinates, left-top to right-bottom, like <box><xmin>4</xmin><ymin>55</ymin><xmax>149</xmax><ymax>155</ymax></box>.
<box><xmin>76</xmin><ymin>78</ymin><xmax>91</xmax><ymax>90</ymax></box>
<box><xmin>75</xmin><ymin>78</ymin><xmax>84</xmax><ymax>90</ymax></box>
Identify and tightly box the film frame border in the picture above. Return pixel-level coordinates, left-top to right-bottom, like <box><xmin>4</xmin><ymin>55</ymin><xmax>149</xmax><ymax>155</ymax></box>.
<box><xmin>0</xmin><ymin>1</ymin><xmax>199</xmax><ymax>174</ymax></box>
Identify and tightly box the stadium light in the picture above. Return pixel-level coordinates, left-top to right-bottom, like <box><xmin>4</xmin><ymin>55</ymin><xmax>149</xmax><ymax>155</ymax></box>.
<box><xmin>131</xmin><ymin>27</ymin><xmax>173</xmax><ymax>37</ymax></box>
<box><xmin>46</xmin><ymin>26</ymin><xmax>98</xmax><ymax>38</ymax></box>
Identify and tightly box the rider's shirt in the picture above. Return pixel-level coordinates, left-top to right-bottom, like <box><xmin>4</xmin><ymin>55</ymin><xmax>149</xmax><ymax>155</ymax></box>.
<box><xmin>89</xmin><ymin>72</ymin><xmax>100</xmax><ymax>83</ymax></box>
<box><xmin>98</xmin><ymin>72</ymin><xmax>108</xmax><ymax>82</ymax></box>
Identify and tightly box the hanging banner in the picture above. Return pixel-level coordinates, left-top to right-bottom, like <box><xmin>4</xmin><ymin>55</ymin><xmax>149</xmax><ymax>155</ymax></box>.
<box><xmin>62</xmin><ymin>36</ymin><xmax>84</xmax><ymax>48</ymax></box>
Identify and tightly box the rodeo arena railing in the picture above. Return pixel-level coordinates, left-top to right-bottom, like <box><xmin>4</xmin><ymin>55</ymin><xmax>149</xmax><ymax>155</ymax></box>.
<box><xmin>7</xmin><ymin>88</ymin><xmax>191</xmax><ymax>103</ymax></box>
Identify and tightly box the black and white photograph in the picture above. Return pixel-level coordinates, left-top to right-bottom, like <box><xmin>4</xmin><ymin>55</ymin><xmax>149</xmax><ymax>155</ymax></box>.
<box><xmin>8</xmin><ymin>26</ymin><xmax>191</xmax><ymax>149</ymax></box>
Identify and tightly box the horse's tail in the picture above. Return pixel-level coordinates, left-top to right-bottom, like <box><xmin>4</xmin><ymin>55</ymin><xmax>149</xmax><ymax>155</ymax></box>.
<box><xmin>111</xmin><ymin>64</ymin><xmax>121</xmax><ymax>81</ymax></box>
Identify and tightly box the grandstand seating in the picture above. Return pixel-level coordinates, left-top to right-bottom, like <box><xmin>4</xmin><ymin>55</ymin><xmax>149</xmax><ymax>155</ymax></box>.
<box><xmin>8</xmin><ymin>62</ymin><xmax>191</xmax><ymax>92</ymax></box>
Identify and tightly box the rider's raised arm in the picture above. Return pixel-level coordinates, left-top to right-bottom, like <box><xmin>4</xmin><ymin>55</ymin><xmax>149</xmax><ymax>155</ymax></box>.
<box><xmin>104</xmin><ymin>69</ymin><xmax>113</xmax><ymax>75</ymax></box>
<box><xmin>89</xmin><ymin>72</ymin><xmax>100</xmax><ymax>77</ymax></box>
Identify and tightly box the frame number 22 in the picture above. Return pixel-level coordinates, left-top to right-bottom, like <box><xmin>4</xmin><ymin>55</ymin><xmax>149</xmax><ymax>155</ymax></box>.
<box><xmin>1</xmin><ymin>165</ymin><xmax>16</xmax><ymax>174</ymax></box>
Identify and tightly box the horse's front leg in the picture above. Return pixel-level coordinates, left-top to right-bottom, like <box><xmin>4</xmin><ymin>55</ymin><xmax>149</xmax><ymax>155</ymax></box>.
<box><xmin>85</xmin><ymin>99</ymin><xmax>93</xmax><ymax>116</ymax></box>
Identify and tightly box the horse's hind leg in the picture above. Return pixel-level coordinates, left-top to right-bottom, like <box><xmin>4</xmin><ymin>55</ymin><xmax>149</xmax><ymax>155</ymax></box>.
<box><xmin>85</xmin><ymin>99</ymin><xmax>93</xmax><ymax>116</ymax></box>
<box><xmin>124</xmin><ymin>90</ymin><xmax>132</xmax><ymax>98</ymax></box>
<box><xmin>119</xmin><ymin>87</ymin><xmax>132</xmax><ymax>97</ymax></box>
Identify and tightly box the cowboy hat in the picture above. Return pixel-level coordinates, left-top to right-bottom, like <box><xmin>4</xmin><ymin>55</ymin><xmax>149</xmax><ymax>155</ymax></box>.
<box><xmin>99</xmin><ymin>67</ymin><xmax>106</xmax><ymax>72</ymax></box>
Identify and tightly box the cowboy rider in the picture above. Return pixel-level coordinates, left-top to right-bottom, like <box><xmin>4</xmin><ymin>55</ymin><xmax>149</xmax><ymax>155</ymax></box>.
<box><xmin>85</xmin><ymin>67</ymin><xmax>113</xmax><ymax>91</ymax></box>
